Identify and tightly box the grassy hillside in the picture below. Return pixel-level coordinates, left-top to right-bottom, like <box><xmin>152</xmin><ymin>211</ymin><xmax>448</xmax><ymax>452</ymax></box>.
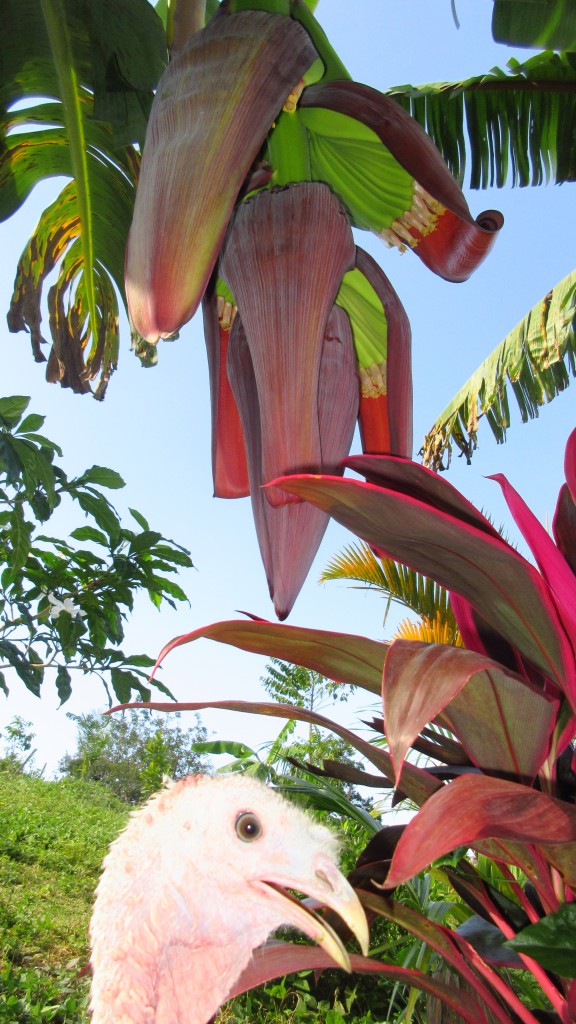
<box><xmin>0</xmin><ymin>770</ymin><xmax>128</xmax><ymax>1022</ymax></box>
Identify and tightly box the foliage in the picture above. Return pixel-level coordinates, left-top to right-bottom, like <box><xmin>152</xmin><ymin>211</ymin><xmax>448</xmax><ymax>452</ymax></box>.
<box><xmin>0</xmin><ymin>715</ymin><xmax>40</xmax><ymax>774</ymax></box>
<box><xmin>0</xmin><ymin>395</ymin><xmax>193</xmax><ymax>705</ymax></box>
<box><xmin>388</xmin><ymin>51</ymin><xmax>576</xmax><ymax>190</ymax></box>
<box><xmin>0</xmin><ymin>0</ymin><xmax>167</xmax><ymax>395</ymax></box>
<box><xmin>129</xmin><ymin>427</ymin><xmax>576</xmax><ymax>1023</ymax></box>
<box><xmin>421</xmin><ymin>270</ymin><xmax>576</xmax><ymax>470</ymax></box>
<box><xmin>58</xmin><ymin>709</ymin><xmax>208</xmax><ymax>803</ymax></box>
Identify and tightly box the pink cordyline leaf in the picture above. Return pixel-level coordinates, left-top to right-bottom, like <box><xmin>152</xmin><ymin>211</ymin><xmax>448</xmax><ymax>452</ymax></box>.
<box><xmin>152</xmin><ymin>617</ymin><xmax>386</xmax><ymax>695</ymax></box>
<box><xmin>354</xmin><ymin>248</ymin><xmax>412</xmax><ymax>457</ymax></box>
<box><xmin>553</xmin><ymin>427</ymin><xmax>576</xmax><ymax>576</ymax></box>
<box><xmin>272</xmin><ymin>469</ymin><xmax>574</xmax><ymax>693</ymax></box>
<box><xmin>202</xmin><ymin>282</ymin><xmax>249</xmax><ymax>497</ymax></box>
<box><xmin>345</xmin><ymin>454</ymin><xmax>502</xmax><ymax>537</ymax></box>
<box><xmin>227</xmin><ymin>944</ymin><xmax>493</xmax><ymax>1024</ymax></box>
<box><xmin>300</xmin><ymin>80</ymin><xmax>503</xmax><ymax>281</ymax></box>
<box><xmin>490</xmin><ymin>471</ymin><xmax>576</xmax><ymax>665</ymax></box>
<box><xmin>383</xmin><ymin>639</ymin><xmax>559</xmax><ymax>785</ymax></box>
<box><xmin>109</xmin><ymin>698</ymin><xmax>441</xmax><ymax>807</ymax></box>
<box><xmin>385</xmin><ymin>774</ymin><xmax>576</xmax><ymax>890</ymax></box>
<box><xmin>221</xmin><ymin>183</ymin><xmax>356</xmax><ymax>509</ymax></box>
<box><xmin>565</xmin><ymin>426</ymin><xmax>576</xmax><ymax>502</ymax></box>
<box><xmin>553</xmin><ymin>482</ymin><xmax>576</xmax><ymax>578</ymax></box>
<box><xmin>125</xmin><ymin>10</ymin><xmax>317</xmax><ymax>341</ymax></box>
<box><xmin>448</xmin><ymin>591</ymin><xmax>529</xmax><ymax>676</ymax></box>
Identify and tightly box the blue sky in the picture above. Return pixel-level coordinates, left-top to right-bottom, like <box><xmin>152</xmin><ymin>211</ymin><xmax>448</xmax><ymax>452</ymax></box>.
<box><xmin>0</xmin><ymin>0</ymin><xmax>573</xmax><ymax>778</ymax></box>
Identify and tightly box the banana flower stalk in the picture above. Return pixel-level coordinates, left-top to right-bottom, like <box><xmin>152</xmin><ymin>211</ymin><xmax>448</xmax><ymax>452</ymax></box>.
<box><xmin>124</xmin><ymin>3</ymin><xmax>503</xmax><ymax>616</ymax></box>
<box><xmin>205</xmin><ymin>181</ymin><xmax>410</xmax><ymax>618</ymax></box>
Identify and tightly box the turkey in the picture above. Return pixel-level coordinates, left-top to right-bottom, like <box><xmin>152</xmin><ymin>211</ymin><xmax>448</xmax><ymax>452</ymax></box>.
<box><xmin>90</xmin><ymin>773</ymin><xmax>369</xmax><ymax>1023</ymax></box>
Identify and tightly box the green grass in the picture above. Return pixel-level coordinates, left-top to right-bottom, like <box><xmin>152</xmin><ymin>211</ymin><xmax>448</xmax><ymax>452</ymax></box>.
<box><xmin>0</xmin><ymin>770</ymin><xmax>128</xmax><ymax>1022</ymax></box>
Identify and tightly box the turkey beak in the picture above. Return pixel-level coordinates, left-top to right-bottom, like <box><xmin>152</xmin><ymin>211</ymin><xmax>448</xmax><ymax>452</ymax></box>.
<box><xmin>308</xmin><ymin>856</ymin><xmax>370</xmax><ymax>964</ymax></box>
<box><xmin>262</xmin><ymin>855</ymin><xmax>369</xmax><ymax>972</ymax></box>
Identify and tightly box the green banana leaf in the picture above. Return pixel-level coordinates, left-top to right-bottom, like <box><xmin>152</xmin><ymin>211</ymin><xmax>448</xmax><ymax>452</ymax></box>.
<box><xmin>387</xmin><ymin>51</ymin><xmax>576</xmax><ymax>188</ymax></box>
<box><xmin>422</xmin><ymin>270</ymin><xmax>576</xmax><ymax>469</ymax></box>
<box><xmin>492</xmin><ymin>0</ymin><xmax>576</xmax><ymax>52</ymax></box>
<box><xmin>1</xmin><ymin>0</ymin><xmax>166</xmax><ymax>397</ymax></box>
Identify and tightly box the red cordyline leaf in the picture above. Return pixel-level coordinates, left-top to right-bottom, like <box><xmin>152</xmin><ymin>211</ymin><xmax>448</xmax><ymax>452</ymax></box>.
<box><xmin>109</xmin><ymin>697</ymin><xmax>441</xmax><ymax>807</ymax></box>
<box><xmin>227</xmin><ymin>944</ymin><xmax>493</xmax><ymax>1024</ymax></box>
<box><xmin>383</xmin><ymin>640</ymin><xmax>559</xmax><ymax>785</ymax></box>
<box><xmin>490</xmin><ymin>471</ymin><xmax>576</xmax><ymax>663</ymax></box>
<box><xmin>385</xmin><ymin>774</ymin><xmax>576</xmax><ymax>890</ymax></box>
<box><xmin>300</xmin><ymin>80</ymin><xmax>503</xmax><ymax>281</ymax></box>
<box><xmin>359</xmin><ymin>891</ymin><xmax>539</xmax><ymax>1024</ymax></box>
<box><xmin>272</xmin><ymin>465</ymin><xmax>575</xmax><ymax>695</ymax></box>
<box><xmin>202</xmin><ymin>281</ymin><xmax>249</xmax><ymax>498</ymax></box>
<box><xmin>221</xmin><ymin>183</ymin><xmax>356</xmax><ymax>509</ymax></box>
<box><xmin>354</xmin><ymin>247</ymin><xmax>412</xmax><ymax>458</ymax></box>
<box><xmin>152</xmin><ymin>617</ymin><xmax>386</xmax><ymax>694</ymax></box>
<box><xmin>553</xmin><ymin>427</ymin><xmax>576</xmax><ymax>577</ymax></box>
<box><xmin>554</xmin><ymin>482</ymin><xmax>576</xmax><ymax>578</ymax></box>
<box><xmin>125</xmin><ymin>10</ymin><xmax>317</xmax><ymax>341</ymax></box>
<box><xmin>565</xmin><ymin>426</ymin><xmax>576</xmax><ymax>503</ymax></box>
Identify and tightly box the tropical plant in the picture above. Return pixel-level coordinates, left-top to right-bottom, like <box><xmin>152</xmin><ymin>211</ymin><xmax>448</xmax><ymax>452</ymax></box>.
<box><xmin>0</xmin><ymin>395</ymin><xmax>193</xmax><ymax>704</ymax></box>
<box><xmin>116</xmin><ymin>428</ymin><xmax>576</xmax><ymax>1023</ymax></box>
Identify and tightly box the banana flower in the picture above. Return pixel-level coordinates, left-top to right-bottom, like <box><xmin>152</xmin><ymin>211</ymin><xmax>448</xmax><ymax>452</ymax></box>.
<box><xmin>124</xmin><ymin>3</ymin><xmax>503</xmax><ymax>616</ymax></box>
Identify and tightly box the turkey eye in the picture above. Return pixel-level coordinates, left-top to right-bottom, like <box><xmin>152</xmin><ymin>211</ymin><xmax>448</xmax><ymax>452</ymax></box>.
<box><xmin>235</xmin><ymin>812</ymin><xmax>262</xmax><ymax>842</ymax></box>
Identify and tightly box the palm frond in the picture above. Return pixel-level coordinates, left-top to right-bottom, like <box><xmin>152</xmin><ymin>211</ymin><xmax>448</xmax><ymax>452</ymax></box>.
<box><xmin>387</xmin><ymin>51</ymin><xmax>576</xmax><ymax>189</ymax></box>
<box><xmin>421</xmin><ymin>270</ymin><xmax>576</xmax><ymax>470</ymax></box>
<box><xmin>321</xmin><ymin>541</ymin><xmax>459</xmax><ymax>637</ymax></box>
<box><xmin>394</xmin><ymin>613</ymin><xmax>463</xmax><ymax>647</ymax></box>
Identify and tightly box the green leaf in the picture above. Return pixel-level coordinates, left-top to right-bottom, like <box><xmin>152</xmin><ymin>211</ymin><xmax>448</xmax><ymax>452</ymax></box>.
<box><xmin>387</xmin><ymin>52</ymin><xmax>576</xmax><ymax>189</ymax></box>
<box><xmin>110</xmin><ymin>667</ymin><xmax>140</xmax><ymax>704</ymax></box>
<box><xmin>504</xmin><ymin>903</ymin><xmax>576</xmax><ymax>977</ymax></box>
<box><xmin>8</xmin><ymin>508</ymin><xmax>34</xmax><ymax>576</ymax></box>
<box><xmin>16</xmin><ymin>413</ymin><xmax>45</xmax><ymax>434</ymax></box>
<box><xmin>0</xmin><ymin>671</ymin><xmax>7</xmax><ymax>696</ymax></box>
<box><xmin>75</xmin><ymin>491</ymin><xmax>121</xmax><ymax>542</ymax></box>
<box><xmin>55</xmin><ymin>664</ymin><xmax>72</xmax><ymax>704</ymax></box>
<box><xmin>193</xmin><ymin>739</ymin><xmax>258</xmax><ymax>758</ymax></box>
<box><xmin>493</xmin><ymin>0</ymin><xmax>576</xmax><ymax>51</ymax></box>
<box><xmin>0</xmin><ymin>639</ymin><xmax>43</xmax><ymax>696</ymax></box>
<box><xmin>148</xmin><ymin>576</ymin><xmax>189</xmax><ymax>603</ymax></box>
<box><xmin>146</xmin><ymin>543</ymin><xmax>193</xmax><ymax>568</ymax></box>
<box><xmin>0</xmin><ymin>397</ymin><xmax>30</xmax><ymax>428</ymax></box>
<box><xmin>129</xmin><ymin>530</ymin><xmax>163</xmax><ymax>554</ymax></box>
<box><xmin>129</xmin><ymin>508</ymin><xmax>150</xmax><ymax>530</ymax></box>
<box><xmin>75</xmin><ymin>466</ymin><xmax>125</xmax><ymax>489</ymax></box>
<box><xmin>69</xmin><ymin>525</ymin><xmax>110</xmax><ymax>546</ymax></box>
<box><xmin>423</xmin><ymin>269</ymin><xmax>576</xmax><ymax>469</ymax></box>
<box><xmin>40</xmin><ymin>0</ymin><xmax>102</xmax><ymax>355</ymax></box>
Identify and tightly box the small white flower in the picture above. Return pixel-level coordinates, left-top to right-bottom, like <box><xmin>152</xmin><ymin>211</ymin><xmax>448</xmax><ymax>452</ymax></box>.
<box><xmin>47</xmin><ymin>593</ymin><xmax>84</xmax><ymax>621</ymax></box>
